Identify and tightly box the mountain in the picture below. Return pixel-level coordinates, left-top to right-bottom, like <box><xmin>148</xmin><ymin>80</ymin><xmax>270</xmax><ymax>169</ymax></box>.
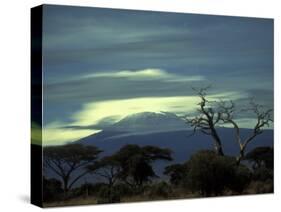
<box><xmin>77</xmin><ymin>128</ymin><xmax>273</xmax><ymax>162</ymax></box>
<box><xmin>104</xmin><ymin>111</ymin><xmax>188</xmax><ymax>133</ymax></box>
<box><xmin>76</xmin><ymin>112</ymin><xmax>273</xmax><ymax>175</ymax></box>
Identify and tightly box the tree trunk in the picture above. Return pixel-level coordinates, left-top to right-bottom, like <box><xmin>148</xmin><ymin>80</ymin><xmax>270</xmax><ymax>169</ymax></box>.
<box><xmin>215</xmin><ymin>143</ymin><xmax>224</xmax><ymax>156</ymax></box>
<box><xmin>63</xmin><ymin>177</ymin><xmax>69</xmax><ymax>199</ymax></box>
<box><xmin>211</xmin><ymin>129</ymin><xmax>224</xmax><ymax>156</ymax></box>
<box><xmin>236</xmin><ymin>148</ymin><xmax>245</xmax><ymax>166</ymax></box>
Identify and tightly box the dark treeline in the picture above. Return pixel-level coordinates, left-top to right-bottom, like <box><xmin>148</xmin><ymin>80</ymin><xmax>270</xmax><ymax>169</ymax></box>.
<box><xmin>43</xmin><ymin>143</ymin><xmax>273</xmax><ymax>206</ymax></box>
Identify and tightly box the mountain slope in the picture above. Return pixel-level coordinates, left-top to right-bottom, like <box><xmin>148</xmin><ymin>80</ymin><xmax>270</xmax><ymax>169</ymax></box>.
<box><xmin>77</xmin><ymin>128</ymin><xmax>273</xmax><ymax>163</ymax></box>
<box><xmin>78</xmin><ymin>111</ymin><xmax>273</xmax><ymax>162</ymax></box>
<box><xmin>105</xmin><ymin>111</ymin><xmax>188</xmax><ymax>133</ymax></box>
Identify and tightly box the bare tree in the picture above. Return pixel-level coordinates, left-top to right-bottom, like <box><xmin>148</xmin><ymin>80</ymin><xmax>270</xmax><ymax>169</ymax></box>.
<box><xmin>183</xmin><ymin>87</ymin><xmax>273</xmax><ymax>164</ymax></box>
<box><xmin>182</xmin><ymin>87</ymin><xmax>225</xmax><ymax>156</ymax></box>
<box><xmin>219</xmin><ymin>99</ymin><xmax>273</xmax><ymax>165</ymax></box>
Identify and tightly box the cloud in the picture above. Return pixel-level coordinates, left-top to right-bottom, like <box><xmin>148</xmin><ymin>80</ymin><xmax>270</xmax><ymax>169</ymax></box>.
<box><xmin>71</xmin><ymin>91</ymin><xmax>245</xmax><ymax>127</ymax></box>
<box><xmin>44</xmin><ymin>68</ymin><xmax>207</xmax><ymax>106</ymax></box>
<box><xmin>41</xmin><ymin>6</ymin><xmax>273</xmax><ymax>146</ymax></box>
<box><xmin>82</xmin><ymin>68</ymin><xmax>205</xmax><ymax>82</ymax></box>
<box><xmin>42</xmin><ymin>91</ymin><xmax>248</xmax><ymax>145</ymax></box>
<box><xmin>42</xmin><ymin>121</ymin><xmax>100</xmax><ymax>146</ymax></box>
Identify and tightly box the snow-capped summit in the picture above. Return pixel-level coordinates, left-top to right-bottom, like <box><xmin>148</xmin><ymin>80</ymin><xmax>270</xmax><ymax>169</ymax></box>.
<box><xmin>106</xmin><ymin>111</ymin><xmax>187</xmax><ymax>133</ymax></box>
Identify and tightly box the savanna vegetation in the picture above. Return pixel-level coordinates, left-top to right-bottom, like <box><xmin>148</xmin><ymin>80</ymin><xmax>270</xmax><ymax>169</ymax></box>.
<box><xmin>42</xmin><ymin>88</ymin><xmax>273</xmax><ymax>207</ymax></box>
<box><xmin>43</xmin><ymin>144</ymin><xmax>273</xmax><ymax>206</ymax></box>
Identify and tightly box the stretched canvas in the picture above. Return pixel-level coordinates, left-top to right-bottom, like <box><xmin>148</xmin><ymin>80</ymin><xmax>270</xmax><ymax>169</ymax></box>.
<box><xmin>31</xmin><ymin>4</ymin><xmax>274</xmax><ymax>208</ymax></box>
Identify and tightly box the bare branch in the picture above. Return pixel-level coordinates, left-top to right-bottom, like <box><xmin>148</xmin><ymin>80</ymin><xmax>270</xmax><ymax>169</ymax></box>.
<box><xmin>185</xmin><ymin>87</ymin><xmax>224</xmax><ymax>155</ymax></box>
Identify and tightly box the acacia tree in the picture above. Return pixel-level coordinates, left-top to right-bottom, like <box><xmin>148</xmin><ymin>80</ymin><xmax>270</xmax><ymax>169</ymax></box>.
<box><xmin>88</xmin><ymin>155</ymin><xmax>121</xmax><ymax>188</ymax></box>
<box><xmin>113</xmin><ymin>145</ymin><xmax>173</xmax><ymax>190</ymax></box>
<box><xmin>43</xmin><ymin>144</ymin><xmax>102</xmax><ymax>196</ymax></box>
<box><xmin>183</xmin><ymin>87</ymin><xmax>273</xmax><ymax>164</ymax></box>
<box><xmin>164</xmin><ymin>163</ymin><xmax>189</xmax><ymax>186</ymax></box>
<box><xmin>87</xmin><ymin>155</ymin><xmax>122</xmax><ymax>203</ymax></box>
<box><xmin>219</xmin><ymin>99</ymin><xmax>272</xmax><ymax>164</ymax></box>
<box><xmin>183</xmin><ymin>87</ymin><xmax>225</xmax><ymax>155</ymax></box>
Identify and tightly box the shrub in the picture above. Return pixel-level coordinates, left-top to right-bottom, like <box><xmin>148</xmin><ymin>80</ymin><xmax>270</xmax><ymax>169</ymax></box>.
<box><xmin>248</xmin><ymin>180</ymin><xmax>273</xmax><ymax>194</ymax></box>
<box><xmin>114</xmin><ymin>183</ymin><xmax>134</xmax><ymax>197</ymax></box>
<box><xmin>71</xmin><ymin>183</ymin><xmax>104</xmax><ymax>198</ymax></box>
<box><xmin>147</xmin><ymin>181</ymin><xmax>172</xmax><ymax>198</ymax></box>
<box><xmin>245</xmin><ymin>146</ymin><xmax>273</xmax><ymax>170</ymax></box>
<box><xmin>228</xmin><ymin>164</ymin><xmax>251</xmax><ymax>193</ymax></box>
<box><xmin>96</xmin><ymin>185</ymin><xmax>121</xmax><ymax>204</ymax></box>
<box><xmin>187</xmin><ymin>150</ymin><xmax>240</xmax><ymax>196</ymax></box>
<box><xmin>43</xmin><ymin>177</ymin><xmax>63</xmax><ymax>202</ymax></box>
<box><xmin>252</xmin><ymin>167</ymin><xmax>273</xmax><ymax>181</ymax></box>
<box><xmin>164</xmin><ymin>163</ymin><xmax>189</xmax><ymax>187</ymax></box>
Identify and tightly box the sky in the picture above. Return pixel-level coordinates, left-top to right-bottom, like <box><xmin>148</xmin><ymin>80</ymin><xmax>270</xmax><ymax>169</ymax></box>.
<box><xmin>40</xmin><ymin>5</ymin><xmax>273</xmax><ymax>146</ymax></box>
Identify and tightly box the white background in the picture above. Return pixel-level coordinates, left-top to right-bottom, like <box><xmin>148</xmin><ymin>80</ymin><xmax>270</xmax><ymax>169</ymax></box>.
<box><xmin>0</xmin><ymin>0</ymin><xmax>280</xmax><ymax>211</ymax></box>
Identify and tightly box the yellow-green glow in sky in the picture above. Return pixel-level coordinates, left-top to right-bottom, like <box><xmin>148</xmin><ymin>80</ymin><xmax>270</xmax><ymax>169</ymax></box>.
<box><xmin>82</xmin><ymin>68</ymin><xmax>205</xmax><ymax>82</ymax></box>
<box><xmin>43</xmin><ymin>91</ymin><xmax>248</xmax><ymax>146</ymax></box>
<box><xmin>43</xmin><ymin>121</ymin><xmax>101</xmax><ymax>146</ymax></box>
<box><xmin>71</xmin><ymin>92</ymin><xmax>243</xmax><ymax>127</ymax></box>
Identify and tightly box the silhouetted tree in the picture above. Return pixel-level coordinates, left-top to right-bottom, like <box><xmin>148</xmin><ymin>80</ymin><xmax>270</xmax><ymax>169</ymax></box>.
<box><xmin>43</xmin><ymin>144</ymin><xmax>102</xmax><ymax>196</ymax></box>
<box><xmin>245</xmin><ymin>146</ymin><xmax>273</xmax><ymax>170</ymax></box>
<box><xmin>228</xmin><ymin>164</ymin><xmax>251</xmax><ymax>193</ymax></box>
<box><xmin>164</xmin><ymin>163</ymin><xmax>189</xmax><ymax>186</ymax></box>
<box><xmin>87</xmin><ymin>155</ymin><xmax>122</xmax><ymax>203</ymax></box>
<box><xmin>183</xmin><ymin>87</ymin><xmax>273</xmax><ymax>164</ymax></box>
<box><xmin>219</xmin><ymin>100</ymin><xmax>272</xmax><ymax>165</ymax></box>
<box><xmin>187</xmin><ymin>150</ymin><xmax>237</xmax><ymax>196</ymax></box>
<box><xmin>114</xmin><ymin>144</ymin><xmax>173</xmax><ymax>191</ymax></box>
<box><xmin>182</xmin><ymin>87</ymin><xmax>225</xmax><ymax>156</ymax></box>
<box><xmin>245</xmin><ymin>146</ymin><xmax>273</xmax><ymax>182</ymax></box>
<box><xmin>88</xmin><ymin>155</ymin><xmax>121</xmax><ymax>188</ymax></box>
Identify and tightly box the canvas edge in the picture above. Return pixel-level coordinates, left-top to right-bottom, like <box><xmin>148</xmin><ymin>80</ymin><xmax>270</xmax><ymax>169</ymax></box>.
<box><xmin>31</xmin><ymin>4</ymin><xmax>43</xmax><ymax>208</ymax></box>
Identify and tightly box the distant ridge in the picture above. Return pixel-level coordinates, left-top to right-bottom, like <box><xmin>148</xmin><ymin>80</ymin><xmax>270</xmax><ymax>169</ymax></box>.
<box><xmin>76</xmin><ymin>111</ymin><xmax>273</xmax><ymax>165</ymax></box>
